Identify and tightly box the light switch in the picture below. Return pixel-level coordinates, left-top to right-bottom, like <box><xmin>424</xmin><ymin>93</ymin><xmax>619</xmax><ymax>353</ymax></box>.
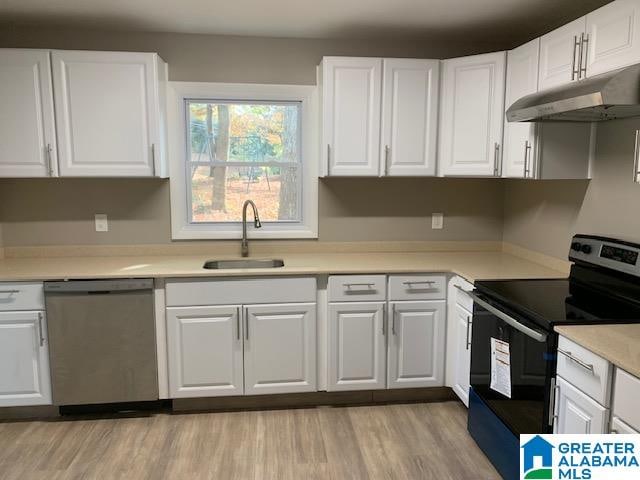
<box><xmin>95</xmin><ymin>214</ymin><xmax>108</xmax><ymax>232</ymax></box>
<box><xmin>432</xmin><ymin>213</ymin><xmax>444</xmax><ymax>230</ymax></box>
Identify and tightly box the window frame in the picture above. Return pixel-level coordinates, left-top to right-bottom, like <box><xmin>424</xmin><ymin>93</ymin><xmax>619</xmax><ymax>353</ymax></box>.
<box><xmin>168</xmin><ymin>82</ymin><xmax>318</xmax><ymax>240</ymax></box>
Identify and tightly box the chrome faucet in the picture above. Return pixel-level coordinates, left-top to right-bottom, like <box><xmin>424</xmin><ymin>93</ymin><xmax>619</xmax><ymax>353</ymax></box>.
<box><xmin>241</xmin><ymin>200</ymin><xmax>262</xmax><ymax>257</ymax></box>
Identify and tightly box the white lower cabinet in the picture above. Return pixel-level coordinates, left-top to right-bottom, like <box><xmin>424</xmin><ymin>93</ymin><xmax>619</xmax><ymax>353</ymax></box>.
<box><xmin>0</xmin><ymin>311</ymin><xmax>52</xmax><ymax>407</ymax></box>
<box><xmin>244</xmin><ymin>303</ymin><xmax>316</xmax><ymax>395</ymax></box>
<box><xmin>387</xmin><ymin>301</ymin><xmax>445</xmax><ymax>389</ymax></box>
<box><xmin>327</xmin><ymin>302</ymin><xmax>386</xmax><ymax>391</ymax></box>
<box><xmin>554</xmin><ymin>376</ymin><xmax>608</xmax><ymax>434</ymax></box>
<box><xmin>166</xmin><ymin>305</ymin><xmax>243</xmax><ymax>398</ymax></box>
<box><xmin>451</xmin><ymin>302</ymin><xmax>473</xmax><ymax>405</ymax></box>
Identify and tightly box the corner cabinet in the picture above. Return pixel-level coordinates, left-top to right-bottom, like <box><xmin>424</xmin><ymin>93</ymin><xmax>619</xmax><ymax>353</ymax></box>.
<box><xmin>439</xmin><ymin>51</ymin><xmax>506</xmax><ymax>177</ymax></box>
<box><xmin>0</xmin><ymin>49</ymin><xmax>57</xmax><ymax>177</ymax></box>
<box><xmin>51</xmin><ymin>50</ymin><xmax>167</xmax><ymax>177</ymax></box>
<box><xmin>319</xmin><ymin>56</ymin><xmax>439</xmax><ymax>177</ymax></box>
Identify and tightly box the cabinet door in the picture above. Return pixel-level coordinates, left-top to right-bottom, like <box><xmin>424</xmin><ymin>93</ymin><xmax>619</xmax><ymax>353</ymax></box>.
<box><xmin>0</xmin><ymin>49</ymin><xmax>57</xmax><ymax>178</ymax></box>
<box><xmin>0</xmin><ymin>311</ymin><xmax>52</xmax><ymax>406</ymax></box>
<box><xmin>244</xmin><ymin>303</ymin><xmax>316</xmax><ymax>395</ymax></box>
<box><xmin>586</xmin><ymin>0</ymin><xmax>640</xmax><ymax>77</ymax></box>
<box><xmin>321</xmin><ymin>57</ymin><xmax>382</xmax><ymax>176</ymax></box>
<box><xmin>451</xmin><ymin>303</ymin><xmax>473</xmax><ymax>406</ymax></box>
<box><xmin>439</xmin><ymin>52</ymin><xmax>506</xmax><ymax>177</ymax></box>
<box><xmin>381</xmin><ymin>59</ymin><xmax>439</xmax><ymax>176</ymax></box>
<box><xmin>328</xmin><ymin>302</ymin><xmax>386</xmax><ymax>391</ymax></box>
<box><xmin>166</xmin><ymin>305</ymin><xmax>243</xmax><ymax>398</ymax></box>
<box><xmin>51</xmin><ymin>50</ymin><xmax>159</xmax><ymax>177</ymax></box>
<box><xmin>503</xmin><ymin>40</ymin><xmax>539</xmax><ymax>178</ymax></box>
<box><xmin>554</xmin><ymin>376</ymin><xmax>608</xmax><ymax>434</ymax></box>
<box><xmin>387</xmin><ymin>300</ymin><xmax>445</xmax><ymax>389</ymax></box>
<box><xmin>538</xmin><ymin>18</ymin><xmax>587</xmax><ymax>90</ymax></box>
<box><xmin>611</xmin><ymin>416</ymin><xmax>640</xmax><ymax>434</ymax></box>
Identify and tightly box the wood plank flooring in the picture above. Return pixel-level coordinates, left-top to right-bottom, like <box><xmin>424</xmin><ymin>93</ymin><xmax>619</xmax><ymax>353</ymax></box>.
<box><xmin>0</xmin><ymin>401</ymin><xmax>500</xmax><ymax>480</ymax></box>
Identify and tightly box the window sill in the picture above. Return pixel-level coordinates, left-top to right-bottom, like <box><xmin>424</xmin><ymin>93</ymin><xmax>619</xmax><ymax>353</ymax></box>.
<box><xmin>172</xmin><ymin>225</ymin><xmax>318</xmax><ymax>240</ymax></box>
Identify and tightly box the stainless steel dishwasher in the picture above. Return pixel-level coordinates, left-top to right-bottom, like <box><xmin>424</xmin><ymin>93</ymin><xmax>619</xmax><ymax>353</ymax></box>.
<box><xmin>45</xmin><ymin>279</ymin><xmax>158</xmax><ymax>405</ymax></box>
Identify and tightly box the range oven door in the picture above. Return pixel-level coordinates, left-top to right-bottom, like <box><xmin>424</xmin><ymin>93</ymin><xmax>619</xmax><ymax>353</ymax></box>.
<box><xmin>469</xmin><ymin>291</ymin><xmax>557</xmax><ymax>435</ymax></box>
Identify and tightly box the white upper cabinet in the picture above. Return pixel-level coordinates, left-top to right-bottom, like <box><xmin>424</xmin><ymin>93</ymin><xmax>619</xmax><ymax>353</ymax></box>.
<box><xmin>387</xmin><ymin>300</ymin><xmax>445</xmax><ymax>389</ymax></box>
<box><xmin>51</xmin><ymin>50</ymin><xmax>167</xmax><ymax>177</ymax></box>
<box><xmin>381</xmin><ymin>59</ymin><xmax>439</xmax><ymax>176</ymax></box>
<box><xmin>439</xmin><ymin>51</ymin><xmax>506</xmax><ymax>177</ymax></box>
<box><xmin>586</xmin><ymin>0</ymin><xmax>640</xmax><ymax>77</ymax></box>
<box><xmin>503</xmin><ymin>39</ymin><xmax>539</xmax><ymax>178</ymax></box>
<box><xmin>243</xmin><ymin>303</ymin><xmax>316</xmax><ymax>395</ymax></box>
<box><xmin>320</xmin><ymin>57</ymin><xmax>382</xmax><ymax>176</ymax></box>
<box><xmin>0</xmin><ymin>49</ymin><xmax>57</xmax><ymax>178</ymax></box>
<box><xmin>538</xmin><ymin>18</ymin><xmax>587</xmax><ymax>90</ymax></box>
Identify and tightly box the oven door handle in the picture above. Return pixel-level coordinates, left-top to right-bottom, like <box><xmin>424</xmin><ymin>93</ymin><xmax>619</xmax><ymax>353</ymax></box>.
<box><xmin>468</xmin><ymin>291</ymin><xmax>548</xmax><ymax>343</ymax></box>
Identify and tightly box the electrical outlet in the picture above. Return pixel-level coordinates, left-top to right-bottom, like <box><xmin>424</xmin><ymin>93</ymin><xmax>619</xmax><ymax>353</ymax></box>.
<box><xmin>95</xmin><ymin>214</ymin><xmax>108</xmax><ymax>232</ymax></box>
<box><xmin>432</xmin><ymin>213</ymin><xmax>444</xmax><ymax>230</ymax></box>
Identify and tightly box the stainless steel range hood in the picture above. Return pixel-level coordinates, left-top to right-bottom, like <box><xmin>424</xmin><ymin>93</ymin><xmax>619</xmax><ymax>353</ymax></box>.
<box><xmin>507</xmin><ymin>64</ymin><xmax>640</xmax><ymax>122</ymax></box>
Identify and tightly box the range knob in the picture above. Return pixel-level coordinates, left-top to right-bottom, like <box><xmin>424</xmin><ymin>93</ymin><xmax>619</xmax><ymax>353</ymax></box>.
<box><xmin>571</xmin><ymin>242</ymin><xmax>582</xmax><ymax>252</ymax></box>
<box><xmin>581</xmin><ymin>244</ymin><xmax>592</xmax><ymax>254</ymax></box>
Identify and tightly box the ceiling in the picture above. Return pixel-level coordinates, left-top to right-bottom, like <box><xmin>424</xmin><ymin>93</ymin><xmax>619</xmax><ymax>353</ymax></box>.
<box><xmin>0</xmin><ymin>0</ymin><xmax>612</xmax><ymax>44</ymax></box>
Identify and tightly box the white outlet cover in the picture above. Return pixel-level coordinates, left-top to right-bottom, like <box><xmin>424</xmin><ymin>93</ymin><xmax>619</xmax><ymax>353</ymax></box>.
<box><xmin>432</xmin><ymin>213</ymin><xmax>444</xmax><ymax>229</ymax></box>
<box><xmin>95</xmin><ymin>214</ymin><xmax>108</xmax><ymax>232</ymax></box>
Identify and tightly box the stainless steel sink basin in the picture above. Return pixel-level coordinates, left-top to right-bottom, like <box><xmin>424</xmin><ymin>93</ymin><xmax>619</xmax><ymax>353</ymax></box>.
<box><xmin>203</xmin><ymin>258</ymin><xmax>285</xmax><ymax>270</ymax></box>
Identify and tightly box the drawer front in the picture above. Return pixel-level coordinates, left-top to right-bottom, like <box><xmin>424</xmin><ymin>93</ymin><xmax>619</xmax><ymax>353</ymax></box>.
<box><xmin>613</xmin><ymin>368</ymin><xmax>640</xmax><ymax>432</ymax></box>
<box><xmin>388</xmin><ymin>275</ymin><xmax>446</xmax><ymax>301</ymax></box>
<box><xmin>451</xmin><ymin>276</ymin><xmax>474</xmax><ymax>311</ymax></box>
<box><xmin>557</xmin><ymin>336</ymin><xmax>612</xmax><ymax>407</ymax></box>
<box><xmin>0</xmin><ymin>282</ymin><xmax>44</xmax><ymax>311</ymax></box>
<box><xmin>166</xmin><ymin>277</ymin><xmax>316</xmax><ymax>307</ymax></box>
<box><xmin>328</xmin><ymin>275</ymin><xmax>386</xmax><ymax>302</ymax></box>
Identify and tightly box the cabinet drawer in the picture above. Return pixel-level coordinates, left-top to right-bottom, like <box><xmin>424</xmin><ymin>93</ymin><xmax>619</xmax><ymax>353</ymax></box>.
<box><xmin>166</xmin><ymin>277</ymin><xmax>316</xmax><ymax>307</ymax></box>
<box><xmin>557</xmin><ymin>336</ymin><xmax>612</xmax><ymax>407</ymax></box>
<box><xmin>612</xmin><ymin>416</ymin><xmax>640</xmax><ymax>434</ymax></box>
<box><xmin>613</xmin><ymin>368</ymin><xmax>640</xmax><ymax>432</ymax></box>
<box><xmin>328</xmin><ymin>275</ymin><xmax>386</xmax><ymax>302</ymax></box>
<box><xmin>0</xmin><ymin>282</ymin><xmax>44</xmax><ymax>311</ymax></box>
<box><xmin>451</xmin><ymin>276</ymin><xmax>474</xmax><ymax>311</ymax></box>
<box><xmin>388</xmin><ymin>275</ymin><xmax>445</xmax><ymax>301</ymax></box>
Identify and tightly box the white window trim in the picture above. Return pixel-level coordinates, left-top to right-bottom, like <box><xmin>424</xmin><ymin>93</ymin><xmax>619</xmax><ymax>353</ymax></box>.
<box><xmin>168</xmin><ymin>81</ymin><xmax>318</xmax><ymax>240</ymax></box>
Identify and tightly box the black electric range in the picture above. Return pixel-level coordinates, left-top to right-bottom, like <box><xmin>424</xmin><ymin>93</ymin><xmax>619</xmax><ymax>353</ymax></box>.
<box><xmin>466</xmin><ymin>234</ymin><xmax>640</xmax><ymax>480</ymax></box>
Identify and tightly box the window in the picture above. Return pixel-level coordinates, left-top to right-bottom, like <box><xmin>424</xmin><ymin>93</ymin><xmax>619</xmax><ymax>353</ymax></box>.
<box><xmin>169</xmin><ymin>83</ymin><xmax>318</xmax><ymax>239</ymax></box>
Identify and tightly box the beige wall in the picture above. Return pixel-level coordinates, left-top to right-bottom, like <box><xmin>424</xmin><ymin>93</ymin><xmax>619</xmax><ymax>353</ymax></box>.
<box><xmin>503</xmin><ymin>118</ymin><xmax>640</xmax><ymax>259</ymax></box>
<box><xmin>0</xmin><ymin>26</ymin><xmax>508</xmax><ymax>247</ymax></box>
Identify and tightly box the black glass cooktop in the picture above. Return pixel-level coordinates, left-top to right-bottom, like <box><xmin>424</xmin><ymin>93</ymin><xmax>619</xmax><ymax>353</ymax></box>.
<box><xmin>475</xmin><ymin>275</ymin><xmax>640</xmax><ymax>330</ymax></box>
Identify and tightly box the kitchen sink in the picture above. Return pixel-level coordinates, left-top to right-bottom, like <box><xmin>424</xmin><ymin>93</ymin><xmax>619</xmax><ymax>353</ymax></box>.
<box><xmin>203</xmin><ymin>258</ymin><xmax>285</xmax><ymax>270</ymax></box>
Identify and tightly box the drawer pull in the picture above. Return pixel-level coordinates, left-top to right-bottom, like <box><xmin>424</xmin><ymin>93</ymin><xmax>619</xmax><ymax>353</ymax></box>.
<box><xmin>343</xmin><ymin>283</ymin><xmax>375</xmax><ymax>290</ymax></box>
<box><xmin>402</xmin><ymin>281</ymin><xmax>436</xmax><ymax>287</ymax></box>
<box><xmin>558</xmin><ymin>348</ymin><xmax>594</xmax><ymax>373</ymax></box>
<box><xmin>0</xmin><ymin>290</ymin><xmax>20</xmax><ymax>295</ymax></box>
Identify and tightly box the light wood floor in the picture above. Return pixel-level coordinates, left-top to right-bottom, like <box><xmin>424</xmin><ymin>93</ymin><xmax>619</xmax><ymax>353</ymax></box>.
<box><xmin>0</xmin><ymin>401</ymin><xmax>500</xmax><ymax>480</ymax></box>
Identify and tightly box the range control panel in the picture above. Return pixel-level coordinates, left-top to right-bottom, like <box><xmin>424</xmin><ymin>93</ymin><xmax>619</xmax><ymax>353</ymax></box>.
<box><xmin>569</xmin><ymin>234</ymin><xmax>640</xmax><ymax>277</ymax></box>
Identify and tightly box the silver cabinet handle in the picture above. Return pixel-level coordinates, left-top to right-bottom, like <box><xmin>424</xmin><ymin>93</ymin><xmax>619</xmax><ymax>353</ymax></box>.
<box><xmin>45</xmin><ymin>144</ymin><xmax>54</xmax><ymax>176</ymax></box>
<box><xmin>634</xmin><ymin>130</ymin><xmax>640</xmax><ymax>184</ymax></box>
<box><xmin>327</xmin><ymin>144</ymin><xmax>331</xmax><ymax>176</ymax></box>
<box><xmin>343</xmin><ymin>283</ymin><xmax>375</xmax><ymax>290</ymax></box>
<box><xmin>468</xmin><ymin>290</ymin><xmax>547</xmax><ymax>342</ymax></box>
<box><xmin>571</xmin><ymin>35</ymin><xmax>580</xmax><ymax>81</ymax></box>
<box><xmin>0</xmin><ymin>290</ymin><xmax>20</xmax><ymax>295</ymax></box>
<box><xmin>402</xmin><ymin>281</ymin><xmax>436</xmax><ymax>287</ymax></box>
<box><xmin>37</xmin><ymin>312</ymin><xmax>45</xmax><ymax>347</ymax></box>
<box><xmin>465</xmin><ymin>315</ymin><xmax>472</xmax><ymax>350</ymax></box>
<box><xmin>384</xmin><ymin>145</ymin><xmax>390</xmax><ymax>176</ymax></box>
<box><xmin>493</xmin><ymin>143</ymin><xmax>501</xmax><ymax>176</ymax></box>
<box><xmin>382</xmin><ymin>304</ymin><xmax>387</xmax><ymax>336</ymax></box>
<box><xmin>244</xmin><ymin>306</ymin><xmax>249</xmax><ymax>340</ymax></box>
<box><xmin>151</xmin><ymin>144</ymin><xmax>157</xmax><ymax>176</ymax></box>
<box><xmin>579</xmin><ymin>33</ymin><xmax>589</xmax><ymax>79</ymax></box>
<box><xmin>548</xmin><ymin>377</ymin><xmax>558</xmax><ymax>426</ymax></box>
<box><xmin>236</xmin><ymin>307</ymin><xmax>241</xmax><ymax>341</ymax></box>
<box><xmin>558</xmin><ymin>348</ymin><xmax>594</xmax><ymax>373</ymax></box>
<box><xmin>523</xmin><ymin>141</ymin><xmax>531</xmax><ymax>178</ymax></box>
<box><xmin>391</xmin><ymin>303</ymin><xmax>397</xmax><ymax>336</ymax></box>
